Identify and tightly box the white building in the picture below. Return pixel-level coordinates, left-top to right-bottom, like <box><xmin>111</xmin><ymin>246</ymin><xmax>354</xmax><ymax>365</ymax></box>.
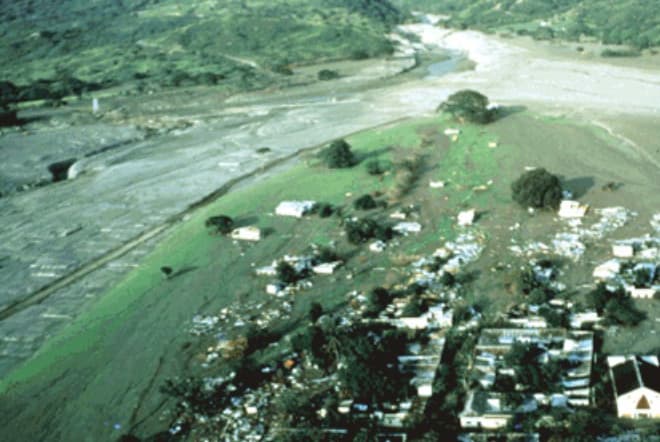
<box><xmin>457</xmin><ymin>209</ymin><xmax>476</xmax><ymax>227</ymax></box>
<box><xmin>275</xmin><ymin>200</ymin><xmax>316</xmax><ymax>218</ymax></box>
<box><xmin>312</xmin><ymin>261</ymin><xmax>342</xmax><ymax>275</ymax></box>
<box><xmin>393</xmin><ymin>222</ymin><xmax>422</xmax><ymax>236</ymax></box>
<box><xmin>607</xmin><ymin>356</ymin><xmax>660</xmax><ymax>419</ymax></box>
<box><xmin>230</xmin><ymin>226</ymin><xmax>261</xmax><ymax>241</ymax></box>
<box><xmin>593</xmin><ymin>259</ymin><xmax>621</xmax><ymax>280</ymax></box>
<box><xmin>612</xmin><ymin>244</ymin><xmax>634</xmax><ymax>259</ymax></box>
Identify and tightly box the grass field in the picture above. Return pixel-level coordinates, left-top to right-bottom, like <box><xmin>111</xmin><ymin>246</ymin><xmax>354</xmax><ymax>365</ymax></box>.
<box><xmin>1</xmin><ymin>109</ymin><xmax>659</xmax><ymax>440</ymax></box>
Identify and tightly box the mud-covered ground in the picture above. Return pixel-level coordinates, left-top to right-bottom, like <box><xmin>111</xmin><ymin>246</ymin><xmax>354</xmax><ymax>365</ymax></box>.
<box><xmin>0</xmin><ymin>23</ymin><xmax>659</xmax><ymax>441</ymax></box>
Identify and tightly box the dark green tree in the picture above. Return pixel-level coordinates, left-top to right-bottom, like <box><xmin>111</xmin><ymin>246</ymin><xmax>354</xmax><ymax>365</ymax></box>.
<box><xmin>277</xmin><ymin>261</ymin><xmax>300</xmax><ymax>284</ymax></box>
<box><xmin>353</xmin><ymin>194</ymin><xmax>378</xmax><ymax>210</ymax></box>
<box><xmin>321</xmin><ymin>139</ymin><xmax>356</xmax><ymax>168</ymax></box>
<box><xmin>205</xmin><ymin>215</ymin><xmax>234</xmax><ymax>234</ymax></box>
<box><xmin>309</xmin><ymin>302</ymin><xmax>323</xmax><ymax>323</ymax></box>
<box><xmin>511</xmin><ymin>168</ymin><xmax>563</xmax><ymax>209</ymax></box>
<box><xmin>439</xmin><ymin>89</ymin><xmax>496</xmax><ymax>124</ymax></box>
<box><xmin>317</xmin><ymin>69</ymin><xmax>340</xmax><ymax>81</ymax></box>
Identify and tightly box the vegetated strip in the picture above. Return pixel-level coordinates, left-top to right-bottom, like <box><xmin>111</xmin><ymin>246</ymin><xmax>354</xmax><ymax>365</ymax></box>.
<box><xmin>0</xmin><ymin>116</ymin><xmax>413</xmax><ymax>322</ymax></box>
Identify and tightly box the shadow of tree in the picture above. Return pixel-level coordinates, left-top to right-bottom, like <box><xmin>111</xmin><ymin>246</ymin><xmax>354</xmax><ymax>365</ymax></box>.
<box><xmin>495</xmin><ymin>105</ymin><xmax>527</xmax><ymax>120</ymax></box>
<box><xmin>560</xmin><ymin>176</ymin><xmax>595</xmax><ymax>198</ymax></box>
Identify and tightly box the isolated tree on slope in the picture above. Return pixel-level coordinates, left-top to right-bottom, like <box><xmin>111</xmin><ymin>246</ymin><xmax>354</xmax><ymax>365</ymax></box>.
<box><xmin>439</xmin><ymin>89</ymin><xmax>496</xmax><ymax>124</ymax></box>
<box><xmin>322</xmin><ymin>139</ymin><xmax>356</xmax><ymax>168</ymax></box>
<box><xmin>511</xmin><ymin>168</ymin><xmax>562</xmax><ymax>209</ymax></box>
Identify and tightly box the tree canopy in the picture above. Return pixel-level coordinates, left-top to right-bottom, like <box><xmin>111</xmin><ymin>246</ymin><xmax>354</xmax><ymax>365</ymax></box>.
<box><xmin>205</xmin><ymin>215</ymin><xmax>234</xmax><ymax>234</ymax></box>
<box><xmin>511</xmin><ymin>168</ymin><xmax>563</xmax><ymax>209</ymax></box>
<box><xmin>321</xmin><ymin>139</ymin><xmax>356</xmax><ymax>168</ymax></box>
<box><xmin>439</xmin><ymin>89</ymin><xmax>496</xmax><ymax>124</ymax></box>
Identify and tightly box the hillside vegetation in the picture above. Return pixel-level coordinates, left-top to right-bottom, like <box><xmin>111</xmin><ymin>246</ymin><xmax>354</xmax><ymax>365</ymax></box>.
<box><xmin>0</xmin><ymin>0</ymin><xmax>403</xmax><ymax>101</ymax></box>
<box><xmin>395</xmin><ymin>0</ymin><xmax>659</xmax><ymax>49</ymax></box>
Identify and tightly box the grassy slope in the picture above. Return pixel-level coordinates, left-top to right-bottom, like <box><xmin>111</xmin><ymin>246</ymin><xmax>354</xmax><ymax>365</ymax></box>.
<box><xmin>0</xmin><ymin>113</ymin><xmax>508</xmax><ymax>440</ymax></box>
<box><xmin>2</xmin><ymin>110</ymin><xmax>659</xmax><ymax>440</ymax></box>
<box><xmin>394</xmin><ymin>0</ymin><xmax>660</xmax><ymax>49</ymax></box>
<box><xmin>0</xmin><ymin>0</ymin><xmax>399</xmax><ymax>91</ymax></box>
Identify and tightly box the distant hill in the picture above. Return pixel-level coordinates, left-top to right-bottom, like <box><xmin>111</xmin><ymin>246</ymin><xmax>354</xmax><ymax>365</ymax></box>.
<box><xmin>394</xmin><ymin>0</ymin><xmax>659</xmax><ymax>49</ymax></box>
<box><xmin>0</xmin><ymin>0</ymin><xmax>404</xmax><ymax>101</ymax></box>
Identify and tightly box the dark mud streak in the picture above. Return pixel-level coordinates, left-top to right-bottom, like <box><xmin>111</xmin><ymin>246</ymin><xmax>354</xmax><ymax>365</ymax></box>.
<box><xmin>128</xmin><ymin>356</ymin><xmax>165</xmax><ymax>431</ymax></box>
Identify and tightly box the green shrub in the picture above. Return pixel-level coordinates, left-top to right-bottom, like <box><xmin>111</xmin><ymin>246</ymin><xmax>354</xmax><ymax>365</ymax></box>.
<box><xmin>354</xmin><ymin>194</ymin><xmax>378</xmax><ymax>210</ymax></box>
<box><xmin>365</xmin><ymin>159</ymin><xmax>389</xmax><ymax>175</ymax></box>
<box><xmin>317</xmin><ymin>69</ymin><xmax>340</xmax><ymax>81</ymax></box>
<box><xmin>205</xmin><ymin>215</ymin><xmax>234</xmax><ymax>234</ymax></box>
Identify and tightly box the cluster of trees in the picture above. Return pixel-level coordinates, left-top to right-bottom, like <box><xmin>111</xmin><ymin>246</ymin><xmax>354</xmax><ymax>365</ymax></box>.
<box><xmin>291</xmin><ymin>321</ymin><xmax>413</xmax><ymax>403</ymax></box>
<box><xmin>344</xmin><ymin>217</ymin><xmax>393</xmax><ymax>244</ymax></box>
<box><xmin>501</xmin><ymin>343</ymin><xmax>564</xmax><ymax>394</ymax></box>
<box><xmin>586</xmin><ymin>283</ymin><xmax>646</xmax><ymax>326</ymax></box>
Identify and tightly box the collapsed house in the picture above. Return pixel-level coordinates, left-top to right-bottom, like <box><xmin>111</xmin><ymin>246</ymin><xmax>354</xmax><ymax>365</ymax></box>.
<box><xmin>460</xmin><ymin>328</ymin><xmax>594</xmax><ymax>430</ymax></box>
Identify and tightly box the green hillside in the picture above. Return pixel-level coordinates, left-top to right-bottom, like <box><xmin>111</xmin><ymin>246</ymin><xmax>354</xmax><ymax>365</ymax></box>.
<box><xmin>0</xmin><ymin>0</ymin><xmax>403</xmax><ymax>101</ymax></box>
<box><xmin>395</xmin><ymin>0</ymin><xmax>659</xmax><ymax>49</ymax></box>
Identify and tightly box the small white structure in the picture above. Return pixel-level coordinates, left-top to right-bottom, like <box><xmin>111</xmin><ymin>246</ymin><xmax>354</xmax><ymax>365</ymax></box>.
<box><xmin>628</xmin><ymin>287</ymin><xmax>657</xmax><ymax>299</ymax></box>
<box><xmin>569</xmin><ymin>311</ymin><xmax>602</xmax><ymax>329</ymax></box>
<box><xmin>389</xmin><ymin>210</ymin><xmax>408</xmax><ymax>220</ymax></box>
<box><xmin>457</xmin><ymin>209</ymin><xmax>476</xmax><ymax>227</ymax></box>
<box><xmin>613</xmin><ymin>244</ymin><xmax>635</xmax><ymax>259</ymax></box>
<box><xmin>312</xmin><ymin>261</ymin><xmax>342</xmax><ymax>275</ymax></box>
<box><xmin>393</xmin><ymin>222</ymin><xmax>422</xmax><ymax>236</ymax></box>
<box><xmin>593</xmin><ymin>259</ymin><xmax>621</xmax><ymax>280</ymax></box>
<box><xmin>255</xmin><ymin>263</ymin><xmax>277</xmax><ymax>276</ymax></box>
<box><xmin>417</xmin><ymin>384</ymin><xmax>433</xmax><ymax>398</ymax></box>
<box><xmin>275</xmin><ymin>200</ymin><xmax>316</xmax><ymax>218</ymax></box>
<box><xmin>230</xmin><ymin>226</ymin><xmax>261</xmax><ymax>241</ymax></box>
<box><xmin>92</xmin><ymin>98</ymin><xmax>99</xmax><ymax>114</ymax></box>
<box><xmin>509</xmin><ymin>316</ymin><xmax>548</xmax><ymax>329</ymax></box>
<box><xmin>558</xmin><ymin>200</ymin><xmax>589</xmax><ymax>219</ymax></box>
<box><xmin>426</xmin><ymin>304</ymin><xmax>454</xmax><ymax>328</ymax></box>
<box><xmin>488</xmin><ymin>141</ymin><xmax>498</xmax><ymax>148</ymax></box>
<box><xmin>266</xmin><ymin>283</ymin><xmax>285</xmax><ymax>296</ymax></box>
<box><xmin>444</xmin><ymin>128</ymin><xmax>460</xmax><ymax>136</ymax></box>
<box><xmin>370</xmin><ymin>240</ymin><xmax>387</xmax><ymax>253</ymax></box>
<box><xmin>460</xmin><ymin>391</ymin><xmax>511</xmax><ymax>430</ymax></box>
<box><xmin>608</xmin><ymin>355</ymin><xmax>660</xmax><ymax>419</ymax></box>
<box><xmin>429</xmin><ymin>180</ymin><xmax>446</xmax><ymax>188</ymax></box>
